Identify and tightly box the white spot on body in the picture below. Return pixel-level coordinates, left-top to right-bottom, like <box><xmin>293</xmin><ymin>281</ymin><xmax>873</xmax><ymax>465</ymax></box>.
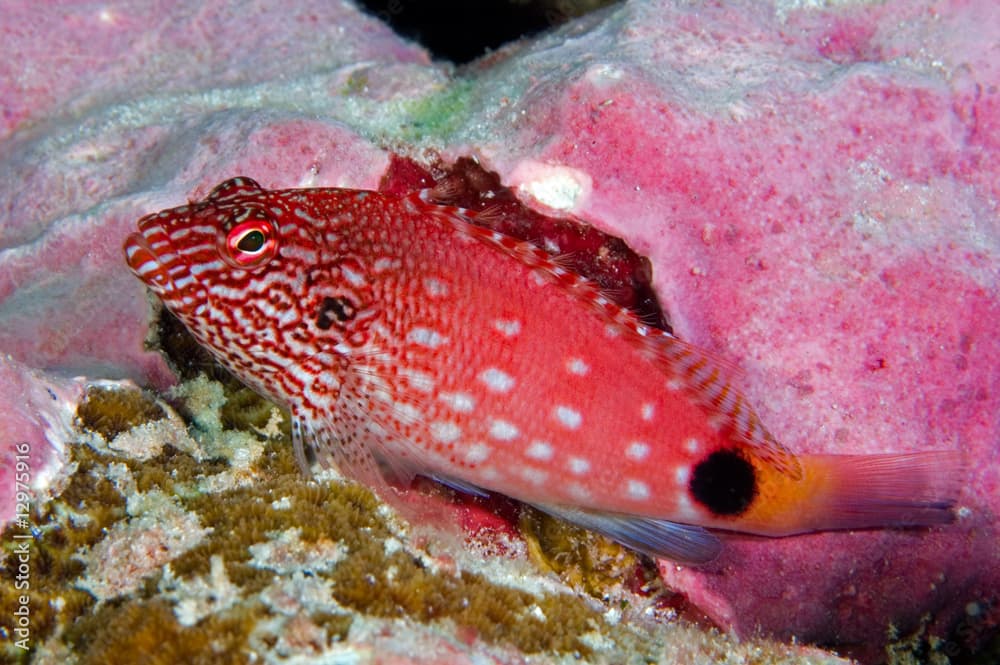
<box><xmin>626</xmin><ymin>441</ymin><xmax>650</xmax><ymax>461</ymax></box>
<box><xmin>525</xmin><ymin>440</ymin><xmax>554</xmax><ymax>461</ymax></box>
<box><xmin>666</xmin><ymin>378</ymin><xmax>683</xmax><ymax>392</ymax></box>
<box><xmin>479</xmin><ymin>368</ymin><xmax>515</xmax><ymax>393</ymax></box>
<box><xmin>674</xmin><ymin>466</ymin><xmax>690</xmax><ymax>485</ymax></box>
<box><xmin>567</xmin><ymin>456</ymin><xmax>590</xmax><ymax>475</ymax></box>
<box><xmin>340</xmin><ymin>265</ymin><xmax>365</xmax><ymax>286</ymax></box>
<box><xmin>554</xmin><ymin>405</ymin><xmax>582</xmax><ymax>430</ymax></box>
<box><xmin>430</xmin><ymin>421</ymin><xmax>462</xmax><ymax>444</ymax></box>
<box><xmin>393</xmin><ymin>402</ymin><xmax>422</xmax><ymax>424</ymax></box>
<box><xmin>626</xmin><ymin>479</ymin><xmax>650</xmax><ymax>500</ymax></box>
<box><xmin>439</xmin><ymin>391</ymin><xmax>475</xmax><ymax>413</ymax></box>
<box><xmin>674</xmin><ymin>493</ymin><xmax>700</xmax><ymax>521</ymax></box>
<box><xmin>520</xmin><ymin>467</ymin><xmax>548</xmax><ymax>485</ymax></box>
<box><xmin>489</xmin><ymin>419</ymin><xmax>519</xmax><ymax>441</ymax></box>
<box><xmin>567</xmin><ymin>482</ymin><xmax>591</xmax><ymax>501</ymax></box>
<box><xmin>423</xmin><ymin>277</ymin><xmax>449</xmax><ymax>297</ymax></box>
<box><xmin>374</xmin><ymin>257</ymin><xmax>398</xmax><ymax>272</ymax></box>
<box><xmin>293</xmin><ymin>207</ymin><xmax>321</xmax><ymax>225</ymax></box>
<box><xmin>400</xmin><ymin>368</ymin><xmax>435</xmax><ymax>393</ymax></box>
<box><xmin>605</xmin><ymin>324</ymin><xmax>621</xmax><ymax>338</ymax></box>
<box><xmin>407</xmin><ymin>327</ymin><xmax>447</xmax><ymax>348</ymax></box>
<box><xmin>465</xmin><ymin>443</ymin><xmax>491</xmax><ymax>464</ymax></box>
<box><xmin>492</xmin><ymin>319</ymin><xmax>522</xmax><ymax>337</ymax></box>
<box><xmin>640</xmin><ymin>402</ymin><xmax>655</xmax><ymax>421</ymax></box>
<box><xmin>171</xmin><ymin>274</ymin><xmax>196</xmax><ymax>290</ymax></box>
<box><xmin>684</xmin><ymin>438</ymin><xmax>701</xmax><ymax>454</ymax></box>
<box><xmin>566</xmin><ymin>358</ymin><xmax>590</xmax><ymax>376</ymax></box>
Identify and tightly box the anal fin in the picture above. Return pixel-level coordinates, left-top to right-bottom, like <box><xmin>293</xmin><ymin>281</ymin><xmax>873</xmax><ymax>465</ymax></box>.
<box><xmin>427</xmin><ymin>474</ymin><xmax>492</xmax><ymax>499</ymax></box>
<box><xmin>530</xmin><ymin>503</ymin><xmax>722</xmax><ymax>564</ymax></box>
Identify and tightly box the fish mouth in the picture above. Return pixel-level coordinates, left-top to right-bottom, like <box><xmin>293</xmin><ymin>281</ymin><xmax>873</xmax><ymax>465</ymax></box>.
<box><xmin>123</xmin><ymin>215</ymin><xmax>176</xmax><ymax>293</ymax></box>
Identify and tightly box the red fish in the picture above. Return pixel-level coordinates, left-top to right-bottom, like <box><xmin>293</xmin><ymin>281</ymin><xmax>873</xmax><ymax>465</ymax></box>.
<box><xmin>124</xmin><ymin>176</ymin><xmax>962</xmax><ymax>563</ymax></box>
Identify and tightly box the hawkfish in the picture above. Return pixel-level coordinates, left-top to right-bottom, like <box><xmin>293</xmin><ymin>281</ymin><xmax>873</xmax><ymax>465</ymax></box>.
<box><xmin>123</xmin><ymin>176</ymin><xmax>962</xmax><ymax>563</ymax></box>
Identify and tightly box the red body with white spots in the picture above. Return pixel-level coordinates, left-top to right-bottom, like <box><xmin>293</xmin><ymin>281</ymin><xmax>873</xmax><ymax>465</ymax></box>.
<box><xmin>124</xmin><ymin>176</ymin><xmax>961</xmax><ymax>563</ymax></box>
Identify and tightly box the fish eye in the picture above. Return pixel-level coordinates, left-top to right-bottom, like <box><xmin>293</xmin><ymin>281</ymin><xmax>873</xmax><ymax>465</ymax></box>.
<box><xmin>237</xmin><ymin>229</ymin><xmax>265</xmax><ymax>253</ymax></box>
<box><xmin>223</xmin><ymin>216</ymin><xmax>279</xmax><ymax>268</ymax></box>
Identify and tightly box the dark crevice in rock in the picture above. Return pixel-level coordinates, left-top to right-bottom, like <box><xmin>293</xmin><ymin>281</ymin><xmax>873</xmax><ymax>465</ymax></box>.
<box><xmin>358</xmin><ymin>0</ymin><xmax>620</xmax><ymax>64</ymax></box>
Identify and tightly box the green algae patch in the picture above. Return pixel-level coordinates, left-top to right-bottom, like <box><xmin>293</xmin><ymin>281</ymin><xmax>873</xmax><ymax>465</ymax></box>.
<box><xmin>396</xmin><ymin>78</ymin><xmax>475</xmax><ymax>142</ymax></box>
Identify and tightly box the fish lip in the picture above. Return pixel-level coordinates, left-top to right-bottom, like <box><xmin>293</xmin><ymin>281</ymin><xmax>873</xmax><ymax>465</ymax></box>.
<box><xmin>123</xmin><ymin>217</ymin><xmax>174</xmax><ymax>293</ymax></box>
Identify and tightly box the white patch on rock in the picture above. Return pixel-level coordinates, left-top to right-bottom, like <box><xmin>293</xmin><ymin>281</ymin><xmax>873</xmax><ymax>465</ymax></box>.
<box><xmin>509</xmin><ymin>161</ymin><xmax>593</xmax><ymax>212</ymax></box>
<box><xmin>159</xmin><ymin>555</ymin><xmax>241</xmax><ymax>627</ymax></box>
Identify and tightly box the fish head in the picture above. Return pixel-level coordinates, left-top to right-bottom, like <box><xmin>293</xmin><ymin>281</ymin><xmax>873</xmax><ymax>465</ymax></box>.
<box><xmin>123</xmin><ymin>177</ymin><xmax>329</xmax><ymax>402</ymax></box>
<box><xmin>124</xmin><ymin>177</ymin><xmax>281</xmax><ymax>310</ymax></box>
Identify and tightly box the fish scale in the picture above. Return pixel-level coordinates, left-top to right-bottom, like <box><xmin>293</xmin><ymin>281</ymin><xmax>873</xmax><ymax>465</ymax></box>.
<box><xmin>125</xmin><ymin>176</ymin><xmax>962</xmax><ymax>563</ymax></box>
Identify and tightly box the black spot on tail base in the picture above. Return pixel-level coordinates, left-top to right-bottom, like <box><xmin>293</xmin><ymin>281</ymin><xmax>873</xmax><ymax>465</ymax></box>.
<box><xmin>689</xmin><ymin>450</ymin><xmax>757</xmax><ymax>516</ymax></box>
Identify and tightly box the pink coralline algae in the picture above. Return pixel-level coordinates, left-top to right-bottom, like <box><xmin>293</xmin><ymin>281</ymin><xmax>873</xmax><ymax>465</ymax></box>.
<box><xmin>0</xmin><ymin>356</ymin><xmax>83</xmax><ymax>525</ymax></box>
<box><xmin>1</xmin><ymin>0</ymin><xmax>998</xmax><ymax>661</ymax></box>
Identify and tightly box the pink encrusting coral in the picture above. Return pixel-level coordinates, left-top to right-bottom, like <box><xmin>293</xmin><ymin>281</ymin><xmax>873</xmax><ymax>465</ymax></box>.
<box><xmin>1</xmin><ymin>0</ymin><xmax>997</xmax><ymax>660</ymax></box>
<box><xmin>0</xmin><ymin>356</ymin><xmax>84</xmax><ymax>525</ymax></box>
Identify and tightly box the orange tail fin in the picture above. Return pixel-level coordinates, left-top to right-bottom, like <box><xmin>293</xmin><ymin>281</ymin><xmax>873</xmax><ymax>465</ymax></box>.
<box><xmin>750</xmin><ymin>450</ymin><xmax>965</xmax><ymax>536</ymax></box>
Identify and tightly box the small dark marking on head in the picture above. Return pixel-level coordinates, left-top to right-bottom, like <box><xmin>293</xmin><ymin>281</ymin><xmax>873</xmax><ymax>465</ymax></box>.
<box><xmin>316</xmin><ymin>296</ymin><xmax>357</xmax><ymax>330</ymax></box>
<box><xmin>689</xmin><ymin>450</ymin><xmax>757</xmax><ymax>516</ymax></box>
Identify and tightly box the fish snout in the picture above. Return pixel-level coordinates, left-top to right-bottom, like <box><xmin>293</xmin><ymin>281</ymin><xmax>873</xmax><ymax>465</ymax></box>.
<box><xmin>123</xmin><ymin>220</ymin><xmax>173</xmax><ymax>291</ymax></box>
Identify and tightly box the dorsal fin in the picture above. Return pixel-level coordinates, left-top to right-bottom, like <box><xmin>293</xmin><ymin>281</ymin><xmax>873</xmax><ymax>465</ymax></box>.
<box><xmin>641</xmin><ymin>332</ymin><xmax>802</xmax><ymax>479</ymax></box>
<box><xmin>206</xmin><ymin>177</ymin><xmax>263</xmax><ymax>202</ymax></box>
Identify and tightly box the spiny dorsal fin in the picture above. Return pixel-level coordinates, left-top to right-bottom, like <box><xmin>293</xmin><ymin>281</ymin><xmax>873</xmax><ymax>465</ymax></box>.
<box><xmin>207</xmin><ymin>176</ymin><xmax>264</xmax><ymax>202</ymax></box>
<box><xmin>641</xmin><ymin>332</ymin><xmax>802</xmax><ymax>479</ymax></box>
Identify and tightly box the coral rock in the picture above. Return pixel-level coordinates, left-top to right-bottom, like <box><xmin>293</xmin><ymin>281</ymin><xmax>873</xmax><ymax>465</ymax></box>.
<box><xmin>1</xmin><ymin>0</ymin><xmax>997</xmax><ymax>660</ymax></box>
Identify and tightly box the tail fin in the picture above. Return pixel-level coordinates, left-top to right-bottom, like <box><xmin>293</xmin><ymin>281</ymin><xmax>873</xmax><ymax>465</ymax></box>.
<box><xmin>792</xmin><ymin>450</ymin><xmax>965</xmax><ymax>533</ymax></box>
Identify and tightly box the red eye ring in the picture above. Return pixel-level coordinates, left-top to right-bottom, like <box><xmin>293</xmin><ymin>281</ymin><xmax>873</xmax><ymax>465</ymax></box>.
<box><xmin>224</xmin><ymin>218</ymin><xmax>279</xmax><ymax>268</ymax></box>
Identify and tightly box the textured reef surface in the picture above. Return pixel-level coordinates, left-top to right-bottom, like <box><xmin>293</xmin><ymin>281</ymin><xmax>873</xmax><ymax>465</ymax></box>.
<box><xmin>1</xmin><ymin>0</ymin><xmax>997</xmax><ymax>662</ymax></box>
